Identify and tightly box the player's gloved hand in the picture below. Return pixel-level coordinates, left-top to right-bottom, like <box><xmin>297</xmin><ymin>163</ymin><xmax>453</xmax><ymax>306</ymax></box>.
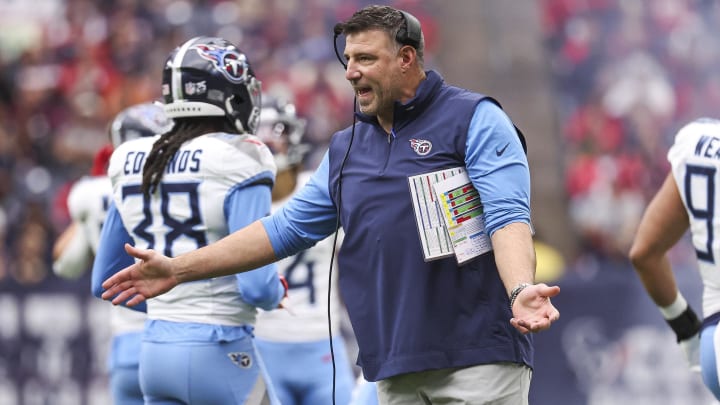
<box><xmin>679</xmin><ymin>333</ymin><xmax>701</xmax><ymax>373</ymax></box>
<box><xmin>661</xmin><ymin>293</ymin><xmax>701</xmax><ymax>373</ymax></box>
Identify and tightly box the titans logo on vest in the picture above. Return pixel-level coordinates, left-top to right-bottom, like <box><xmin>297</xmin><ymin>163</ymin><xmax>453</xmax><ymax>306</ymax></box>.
<box><xmin>410</xmin><ymin>138</ymin><xmax>432</xmax><ymax>155</ymax></box>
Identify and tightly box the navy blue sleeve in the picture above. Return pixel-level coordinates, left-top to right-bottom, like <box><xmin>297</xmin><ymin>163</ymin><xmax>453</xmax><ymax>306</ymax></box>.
<box><xmin>225</xmin><ymin>184</ymin><xmax>284</xmax><ymax>310</ymax></box>
<box><xmin>91</xmin><ymin>203</ymin><xmax>146</xmax><ymax>312</ymax></box>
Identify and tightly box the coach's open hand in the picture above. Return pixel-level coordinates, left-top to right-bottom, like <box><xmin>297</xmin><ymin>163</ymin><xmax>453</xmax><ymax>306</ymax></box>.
<box><xmin>101</xmin><ymin>244</ymin><xmax>178</xmax><ymax>306</ymax></box>
<box><xmin>510</xmin><ymin>283</ymin><xmax>561</xmax><ymax>334</ymax></box>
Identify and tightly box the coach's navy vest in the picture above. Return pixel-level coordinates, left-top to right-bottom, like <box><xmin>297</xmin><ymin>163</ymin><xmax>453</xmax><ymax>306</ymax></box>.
<box><xmin>327</xmin><ymin>70</ymin><xmax>533</xmax><ymax>381</ymax></box>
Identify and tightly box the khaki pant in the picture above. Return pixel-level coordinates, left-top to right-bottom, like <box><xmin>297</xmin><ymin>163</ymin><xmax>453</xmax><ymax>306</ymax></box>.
<box><xmin>376</xmin><ymin>362</ymin><xmax>532</xmax><ymax>405</ymax></box>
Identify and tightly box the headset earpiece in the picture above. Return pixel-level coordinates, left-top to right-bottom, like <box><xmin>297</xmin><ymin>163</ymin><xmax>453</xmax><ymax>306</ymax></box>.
<box><xmin>333</xmin><ymin>9</ymin><xmax>422</xmax><ymax>69</ymax></box>
<box><xmin>396</xmin><ymin>10</ymin><xmax>421</xmax><ymax>49</ymax></box>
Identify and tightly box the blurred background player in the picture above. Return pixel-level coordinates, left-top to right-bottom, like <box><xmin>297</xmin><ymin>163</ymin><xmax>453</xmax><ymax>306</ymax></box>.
<box><xmin>52</xmin><ymin>102</ymin><xmax>172</xmax><ymax>405</ymax></box>
<box><xmin>253</xmin><ymin>97</ymin><xmax>355</xmax><ymax>405</ymax></box>
<box><xmin>92</xmin><ymin>36</ymin><xmax>286</xmax><ymax>404</ymax></box>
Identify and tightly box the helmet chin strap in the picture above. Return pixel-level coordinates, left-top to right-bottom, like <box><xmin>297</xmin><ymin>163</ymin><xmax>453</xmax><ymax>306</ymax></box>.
<box><xmin>234</xmin><ymin>119</ymin><xmax>246</xmax><ymax>133</ymax></box>
<box><xmin>225</xmin><ymin>96</ymin><xmax>241</xmax><ymax>133</ymax></box>
<box><xmin>224</xmin><ymin>96</ymin><xmax>261</xmax><ymax>134</ymax></box>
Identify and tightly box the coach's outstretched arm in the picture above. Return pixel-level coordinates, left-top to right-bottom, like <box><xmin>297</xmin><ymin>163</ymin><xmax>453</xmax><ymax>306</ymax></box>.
<box><xmin>102</xmin><ymin>220</ymin><xmax>275</xmax><ymax>306</ymax></box>
<box><xmin>491</xmin><ymin>222</ymin><xmax>561</xmax><ymax>334</ymax></box>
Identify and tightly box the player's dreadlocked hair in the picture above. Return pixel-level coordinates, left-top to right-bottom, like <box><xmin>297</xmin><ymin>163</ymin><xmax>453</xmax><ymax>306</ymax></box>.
<box><xmin>141</xmin><ymin>117</ymin><xmax>234</xmax><ymax>196</ymax></box>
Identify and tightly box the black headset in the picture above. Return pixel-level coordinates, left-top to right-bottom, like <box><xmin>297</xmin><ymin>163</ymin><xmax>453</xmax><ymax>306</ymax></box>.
<box><xmin>396</xmin><ymin>10</ymin><xmax>422</xmax><ymax>49</ymax></box>
<box><xmin>333</xmin><ymin>9</ymin><xmax>422</xmax><ymax>69</ymax></box>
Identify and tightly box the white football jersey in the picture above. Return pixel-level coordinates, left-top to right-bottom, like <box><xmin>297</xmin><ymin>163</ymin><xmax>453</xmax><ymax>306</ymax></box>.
<box><xmin>668</xmin><ymin>118</ymin><xmax>720</xmax><ymax>316</ymax></box>
<box><xmin>68</xmin><ymin>175</ymin><xmax>113</xmax><ymax>254</ymax></box>
<box><xmin>254</xmin><ymin>171</ymin><xmax>346</xmax><ymax>341</ymax></box>
<box><xmin>63</xmin><ymin>175</ymin><xmax>147</xmax><ymax>334</ymax></box>
<box><xmin>108</xmin><ymin>132</ymin><xmax>277</xmax><ymax>326</ymax></box>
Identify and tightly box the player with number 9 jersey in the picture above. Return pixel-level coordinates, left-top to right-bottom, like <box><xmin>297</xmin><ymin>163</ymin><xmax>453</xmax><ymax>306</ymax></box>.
<box><xmin>663</xmin><ymin>118</ymin><xmax>720</xmax><ymax>399</ymax></box>
<box><xmin>668</xmin><ymin>118</ymin><xmax>720</xmax><ymax>317</ymax></box>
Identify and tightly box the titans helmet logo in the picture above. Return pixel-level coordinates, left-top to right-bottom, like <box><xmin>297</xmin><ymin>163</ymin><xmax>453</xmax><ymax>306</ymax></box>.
<box><xmin>410</xmin><ymin>138</ymin><xmax>432</xmax><ymax>156</ymax></box>
<box><xmin>192</xmin><ymin>44</ymin><xmax>248</xmax><ymax>83</ymax></box>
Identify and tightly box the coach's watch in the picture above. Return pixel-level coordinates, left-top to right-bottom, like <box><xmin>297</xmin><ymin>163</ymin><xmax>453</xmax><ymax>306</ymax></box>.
<box><xmin>509</xmin><ymin>283</ymin><xmax>532</xmax><ymax>310</ymax></box>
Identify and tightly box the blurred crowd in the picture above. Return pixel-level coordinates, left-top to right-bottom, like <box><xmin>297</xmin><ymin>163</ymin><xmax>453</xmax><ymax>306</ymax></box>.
<box><xmin>8</xmin><ymin>0</ymin><xmax>718</xmax><ymax>284</ymax></box>
<box><xmin>542</xmin><ymin>0</ymin><xmax>720</xmax><ymax>264</ymax></box>
<box><xmin>0</xmin><ymin>0</ymin><xmax>438</xmax><ymax>288</ymax></box>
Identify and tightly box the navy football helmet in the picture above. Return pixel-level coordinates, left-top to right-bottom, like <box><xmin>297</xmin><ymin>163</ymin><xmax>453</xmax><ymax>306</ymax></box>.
<box><xmin>109</xmin><ymin>102</ymin><xmax>173</xmax><ymax>148</ymax></box>
<box><xmin>256</xmin><ymin>97</ymin><xmax>309</xmax><ymax>171</ymax></box>
<box><xmin>161</xmin><ymin>36</ymin><xmax>262</xmax><ymax>134</ymax></box>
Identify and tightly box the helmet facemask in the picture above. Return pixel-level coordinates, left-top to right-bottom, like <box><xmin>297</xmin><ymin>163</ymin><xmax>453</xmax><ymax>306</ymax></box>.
<box><xmin>108</xmin><ymin>102</ymin><xmax>173</xmax><ymax>148</ymax></box>
<box><xmin>257</xmin><ymin>98</ymin><xmax>310</xmax><ymax>171</ymax></box>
